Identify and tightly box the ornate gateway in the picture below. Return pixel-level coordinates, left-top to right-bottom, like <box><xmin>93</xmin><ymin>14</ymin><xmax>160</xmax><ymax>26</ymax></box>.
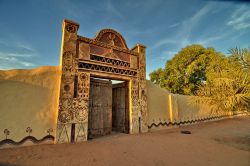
<box><xmin>57</xmin><ymin>19</ymin><xmax>148</xmax><ymax>143</ymax></box>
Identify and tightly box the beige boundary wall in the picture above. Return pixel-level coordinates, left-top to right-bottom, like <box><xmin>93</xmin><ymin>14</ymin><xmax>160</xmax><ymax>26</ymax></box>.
<box><xmin>0</xmin><ymin>66</ymin><xmax>61</xmax><ymax>148</ymax></box>
<box><xmin>146</xmin><ymin>80</ymin><xmax>237</xmax><ymax>130</ymax></box>
<box><xmin>0</xmin><ymin>67</ymin><xmax>245</xmax><ymax>148</ymax></box>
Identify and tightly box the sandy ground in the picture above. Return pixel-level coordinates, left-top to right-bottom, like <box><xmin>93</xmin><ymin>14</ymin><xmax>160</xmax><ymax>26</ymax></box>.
<box><xmin>0</xmin><ymin>116</ymin><xmax>249</xmax><ymax>166</ymax></box>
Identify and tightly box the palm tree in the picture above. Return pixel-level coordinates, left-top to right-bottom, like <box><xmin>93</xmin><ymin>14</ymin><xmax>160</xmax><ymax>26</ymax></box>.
<box><xmin>229</xmin><ymin>47</ymin><xmax>250</xmax><ymax>71</ymax></box>
<box><xmin>194</xmin><ymin>50</ymin><xmax>250</xmax><ymax>113</ymax></box>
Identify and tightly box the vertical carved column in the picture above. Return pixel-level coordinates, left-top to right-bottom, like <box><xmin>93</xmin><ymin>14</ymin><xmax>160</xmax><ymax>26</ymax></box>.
<box><xmin>133</xmin><ymin>44</ymin><xmax>148</xmax><ymax>133</ymax></box>
<box><xmin>130</xmin><ymin>78</ymin><xmax>139</xmax><ymax>134</ymax></box>
<box><xmin>57</xmin><ymin>20</ymin><xmax>79</xmax><ymax>143</ymax></box>
<box><xmin>73</xmin><ymin>72</ymin><xmax>90</xmax><ymax>142</ymax></box>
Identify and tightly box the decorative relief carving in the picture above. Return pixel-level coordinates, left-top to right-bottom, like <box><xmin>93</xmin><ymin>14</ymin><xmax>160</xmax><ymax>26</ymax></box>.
<box><xmin>26</xmin><ymin>127</ymin><xmax>32</xmax><ymax>136</ymax></box>
<box><xmin>62</xmin><ymin>73</ymin><xmax>74</xmax><ymax>84</ymax></box>
<box><xmin>78</xmin><ymin>73</ymin><xmax>90</xmax><ymax>100</ymax></box>
<box><xmin>104</xmin><ymin>50</ymin><xmax>120</xmax><ymax>59</ymax></box>
<box><xmin>108</xmin><ymin>33</ymin><xmax>116</xmax><ymax>46</ymax></box>
<box><xmin>139</xmin><ymin>93</ymin><xmax>147</xmax><ymax>126</ymax></box>
<box><xmin>89</xmin><ymin>43</ymin><xmax>131</xmax><ymax>62</ymax></box>
<box><xmin>58</xmin><ymin>111</ymin><xmax>71</xmax><ymax>123</ymax></box>
<box><xmin>75</xmin><ymin>106</ymin><xmax>88</xmax><ymax>122</ymax></box>
<box><xmin>78</xmin><ymin>42</ymin><xmax>90</xmax><ymax>60</ymax></box>
<box><xmin>132</xmin><ymin>115</ymin><xmax>139</xmax><ymax>133</ymax></box>
<box><xmin>90</xmin><ymin>44</ymin><xmax>109</xmax><ymax>56</ymax></box>
<box><xmin>131</xmin><ymin>78</ymin><xmax>139</xmax><ymax>107</ymax></box>
<box><xmin>78</xmin><ymin>36</ymin><xmax>139</xmax><ymax>56</ymax></box>
<box><xmin>57</xmin><ymin>124</ymin><xmax>70</xmax><ymax>143</ymax></box>
<box><xmin>3</xmin><ymin>129</ymin><xmax>10</xmax><ymax>139</ymax></box>
<box><xmin>133</xmin><ymin>45</ymin><xmax>148</xmax><ymax>133</ymax></box>
<box><xmin>61</xmin><ymin>84</ymin><xmax>73</xmax><ymax>99</ymax></box>
<box><xmin>78</xmin><ymin>62</ymin><xmax>137</xmax><ymax>77</ymax></box>
<box><xmin>75</xmin><ymin>123</ymin><xmax>87</xmax><ymax>142</ymax></box>
<box><xmin>112</xmin><ymin>50</ymin><xmax>131</xmax><ymax>62</ymax></box>
<box><xmin>0</xmin><ymin>130</ymin><xmax>55</xmax><ymax>147</ymax></box>
<box><xmin>95</xmin><ymin>29</ymin><xmax>129</xmax><ymax>50</ymax></box>
<box><xmin>58</xmin><ymin>99</ymin><xmax>72</xmax><ymax>123</ymax></box>
<box><xmin>65</xmin><ymin>24</ymin><xmax>77</xmax><ymax>33</ymax></box>
<box><xmin>72</xmin><ymin>98</ymin><xmax>88</xmax><ymax>123</ymax></box>
<box><xmin>130</xmin><ymin>77</ymin><xmax>140</xmax><ymax>134</ymax></box>
<box><xmin>90</xmin><ymin>54</ymin><xmax>130</xmax><ymax>68</ymax></box>
<box><xmin>63</xmin><ymin>51</ymin><xmax>73</xmax><ymax>66</ymax></box>
<box><xmin>62</xmin><ymin>51</ymin><xmax>74</xmax><ymax>72</ymax></box>
<box><xmin>58</xmin><ymin>98</ymin><xmax>89</xmax><ymax>124</ymax></box>
<box><xmin>60</xmin><ymin>50</ymin><xmax>76</xmax><ymax>101</ymax></box>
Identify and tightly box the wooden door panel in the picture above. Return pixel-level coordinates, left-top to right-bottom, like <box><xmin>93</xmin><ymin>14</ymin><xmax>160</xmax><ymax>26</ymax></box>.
<box><xmin>112</xmin><ymin>82</ymin><xmax>129</xmax><ymax>133</ymax></box>
<box><xmin>88</xmin><ymin>78</ymin><xmax>112</xmax><ymax>138</ymax></box>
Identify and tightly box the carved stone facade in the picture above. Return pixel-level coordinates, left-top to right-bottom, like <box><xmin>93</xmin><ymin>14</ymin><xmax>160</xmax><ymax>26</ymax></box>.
<box><xmin>57</xmin><ymin>19</ymin><xmax>148</xmax><ymax>143</ymax></box>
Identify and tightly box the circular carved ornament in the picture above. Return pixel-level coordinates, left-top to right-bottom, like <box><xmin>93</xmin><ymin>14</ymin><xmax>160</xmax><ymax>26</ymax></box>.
<box><xmin>58</xmin><ymin>110</ymin><xmax>71</xmax><ymax>123</ymax></box>
<box><xmin>80</xmin><ymin>73</ymin><xmax>88</xmax><ymax>81</ymax></box>
<box><xmin>64</xmin><ymin>84</ymin><xmax>70</xmax><ymax>91</ymax></box>
<box><xmin>65</xmin><ymin>24</ymin><xmax>77</xmax><ymax>33</ymax></box>
<box><xmin>75</xmin><ymin>107</ymin><xmax>88</xmax><ymax>122</ymax></box>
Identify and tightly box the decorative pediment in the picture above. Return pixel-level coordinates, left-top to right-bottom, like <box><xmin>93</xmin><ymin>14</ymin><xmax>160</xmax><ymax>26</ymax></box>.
<box><xmin>94</xmin><ymin>29</ymin><xmax>129</xmax><ymax>50</ymax></box>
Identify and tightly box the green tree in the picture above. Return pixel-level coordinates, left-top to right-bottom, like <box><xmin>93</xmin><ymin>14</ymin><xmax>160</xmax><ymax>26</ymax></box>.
<box><xmin>149</xmin><ymin>68</ymin><xmax>164</xmax><ymax>85</ymax></box>
<box><xmin>150</xmin><ymin>44</ymin><xmax>223</xmax><ymax>95</ymax></box>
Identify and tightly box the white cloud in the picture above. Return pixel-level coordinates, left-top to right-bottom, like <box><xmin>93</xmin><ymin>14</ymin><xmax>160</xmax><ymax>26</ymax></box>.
<box><xmin>0</xmin><ymin>52</ymin><xmax>34</xmax><ymax>58</ymax></box>
<box><xmin>151</xmin><ymin>2</ymin><xmax>215</xmax><ymax>50</ymax></box>
<box><xmin>168</xmin><ymin>23</ymin><xmax>180</xmax><ymax>28</ymax></box>
<box><xmin>160</xmin><ymin>51</ymin><xmax>178</xmax><ymax>60</ymax></box>
<box><xmin>0</xmin><ymin>42</ymin><xmax>37</xmax><ymax>69</ymax></box>
<box><xmin>0</xmin><ymin>55</ymin><xmax>35</xmax><ymax>70</ymax></box>
<box><xmin>150</xmin><ymin>39</ymin><xmax>177</xmax><ymax>50</ymax></box>
<box><xmin>196</xmin><ymin>33</ymin><xmax>229</xmax><ymax>45</ymax></box>
<box><xmin>227</xmin><ymin>5</ymin><xmax>250</xmax><ymax>30</ymax></box>
<box><xmin>15</xmin><ymin>43</ymin><xmax>35</xmax><ymax>52</ymax></box>
<box><xmin>106</xmin><ymin>0</ymin><xmax>124</xmax><ymax>19</ymax></box>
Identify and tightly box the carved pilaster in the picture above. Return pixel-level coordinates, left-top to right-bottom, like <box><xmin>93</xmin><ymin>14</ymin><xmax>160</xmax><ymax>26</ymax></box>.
<box><xmin>130</xmin><ymin>78</ymin><xmax>139</xmax><ymax>134</ymax></box>
<box><xmin>73</xmin><ymin>72</ymin><xmax>90</xmax><ymax>142</ymax></box>
<box><xmin>57</xmin><ymin>20</ymin><xmax>80</xmax><ymax>143</ymax></box>
<box><xmin>132</xmin><ymin>44</ymin><xmax>148</xmax><ymax>133</ymax></box>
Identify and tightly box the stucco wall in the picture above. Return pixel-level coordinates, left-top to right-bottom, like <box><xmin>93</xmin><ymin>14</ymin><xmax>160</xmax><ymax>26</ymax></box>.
<box><xmin>147</xmin><ymin>81</ymin><xmax>232</xmax><ymax>130</ymax></box>
<box><xmin>146</xmin><ymin>81</ymin><xmax>171</xmax><ymax>125</ymax></box>
<box><xmin>0</xmin><ymin>66</ymin><xmax>61</xmax><ymax>147</ymax></box>
<box><xmin>173</xmin><ymin>95</ymin><xmax>211</xmax><ymax>121</ymax></box>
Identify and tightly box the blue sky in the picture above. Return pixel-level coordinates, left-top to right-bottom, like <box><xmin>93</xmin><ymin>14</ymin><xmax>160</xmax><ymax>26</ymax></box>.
<box><xmin>0</xmin><ymin>0</ymin><xmax>249</xmax><ymax>78</ymax></box>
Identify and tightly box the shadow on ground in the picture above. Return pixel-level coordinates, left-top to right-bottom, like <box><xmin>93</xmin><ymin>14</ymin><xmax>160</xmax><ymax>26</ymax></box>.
<box><xmin>0</xmin><ymin>163</ymin><xmax>21</xmax><ymax>166</ymax></box>
<box><xmin>214</xmin><ymin>135</ymin><xmax>250</xmax><ymax>152</ymax></box>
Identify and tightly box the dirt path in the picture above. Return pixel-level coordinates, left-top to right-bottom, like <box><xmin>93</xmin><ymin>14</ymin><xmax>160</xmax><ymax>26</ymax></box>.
<box><xmin>0</xmin><ymin>116</ymin><xmax>249</xmax><ymax>166</ymax></box>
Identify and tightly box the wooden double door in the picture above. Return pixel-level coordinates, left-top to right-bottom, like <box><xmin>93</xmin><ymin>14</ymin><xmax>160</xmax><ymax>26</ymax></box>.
<box><xmin>88</xmin><ymin>78</ymin><xmax>129</xmax><ymax>139</ymax></box>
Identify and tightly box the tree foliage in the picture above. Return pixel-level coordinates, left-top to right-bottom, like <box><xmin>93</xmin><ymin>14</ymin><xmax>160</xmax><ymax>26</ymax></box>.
<box><xmin>229</xmin><ymin>47</ymin><xmax>250</xmax><ymax>72</ymax></box>
<box><xmin>149</xmin><ymin>68</ymin><xmax>164</xmax><ymax>85</ymax></box>
<box><xmin>150</xmin><ymin>44</ymin><xmax>223</xmax><ymax>95</ymax></box>
<box><xmin>195</xmin><ymin>55</ymin><xmax>250</xmax><ymax>112</ymax></box>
